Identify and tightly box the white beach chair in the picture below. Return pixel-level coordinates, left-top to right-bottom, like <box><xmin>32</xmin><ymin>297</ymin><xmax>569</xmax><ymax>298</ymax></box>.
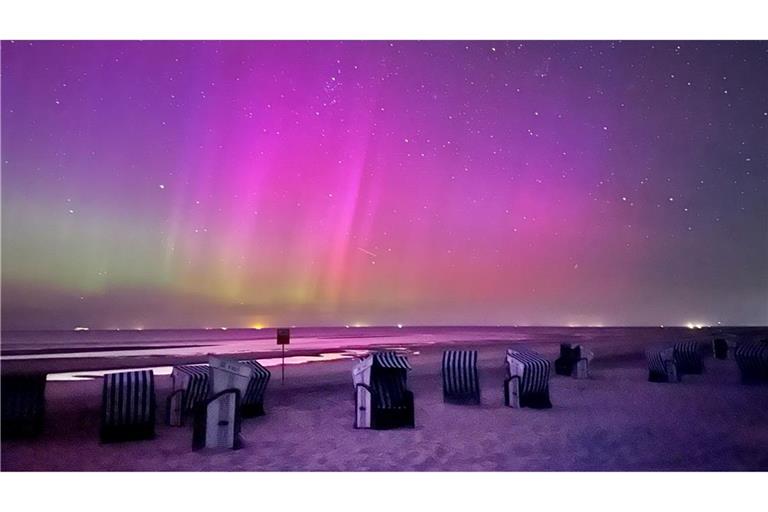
<box><xmin>504</xmin><ymin>349</ymin><xmax>552</xmax><ymax>408</ymax></box>
<box><xmin>192</xmin><ymin>357</ymin><xmax>253</xmax><ymax>450</ymax></box>
<box><xmin>352</xmin><ymin>351</ymin><xmax>414</xmax><ymax>429</ymax></box>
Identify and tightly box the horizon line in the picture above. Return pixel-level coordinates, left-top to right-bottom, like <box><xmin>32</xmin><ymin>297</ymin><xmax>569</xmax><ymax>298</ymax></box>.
<box><xmin>3</xmin><ymin>324</ymin><xmax>767</xmax><ymax>333</ymax></box>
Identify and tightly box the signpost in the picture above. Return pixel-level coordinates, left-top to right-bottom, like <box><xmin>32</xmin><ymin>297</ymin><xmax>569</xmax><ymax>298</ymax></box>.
<box><xmin>277</xmin><ymin>328</ymin><xmax>290</xmax><ymax>384</ymax></box>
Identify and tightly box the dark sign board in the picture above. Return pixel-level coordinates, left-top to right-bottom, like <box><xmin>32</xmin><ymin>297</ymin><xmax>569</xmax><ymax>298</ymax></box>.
<box><xmin>277</xmin><ymin>328</ymin><xmax>290</xmax><ymax>345</ymax></box>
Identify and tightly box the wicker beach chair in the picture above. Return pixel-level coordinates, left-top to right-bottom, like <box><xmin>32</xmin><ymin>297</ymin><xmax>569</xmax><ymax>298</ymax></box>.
<box><xmin>442</xmin><ymin>349</ymin><xmax>480</xmax><ymax>404</ymax></box>
<box><xmin>504</xmin><ymin>348</ymin><xmax>552</xmax><ymax>409</ymax></box>
<box><xmin>712</xmin><ymin>338</ymin><xmax>728</xmax><ymax>359</ymax></box>
<box><xmin>735</xmin><ymin>341</ymin><xmax>768</xmax><ymax>384</ymax></box>
<box><xmin>100</xmin><ymin>370</ymin><xmax>156</xmax><ymax>442</ymax></box>
<box><xmin>646</xmin><ymin>347</ymin><xmax>679</xmax><ymax>383</ymax></box>
<box><xmin>1</xmin><ymin>373</ymin><xmax>47</xmax><ymax>439</ymax></box>
<box><xmin>555</xmin><ymin>343</ymin><xmax>594</xmax><ymax>379</ymax></box>
<box><xmin>352</xmin><ymin>351</ymin><xmax>415</xmax><ymax>429</ymax></box>
<box><xmin>674</xmin><ymin>341</ymin><xmax>704</xmax><ymax>375</ymax></box>
<box><xmin>167</xmin><ymin>359</ymin><xmax>271</xmax><ymax>426</ymax></box>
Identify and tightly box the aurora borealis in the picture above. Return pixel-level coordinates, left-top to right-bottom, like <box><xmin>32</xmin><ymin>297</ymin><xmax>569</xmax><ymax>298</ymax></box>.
<box><xmin>2</xmin><ymin>40</ymin><xmax>767</xmax><ymax>329</ymax></box>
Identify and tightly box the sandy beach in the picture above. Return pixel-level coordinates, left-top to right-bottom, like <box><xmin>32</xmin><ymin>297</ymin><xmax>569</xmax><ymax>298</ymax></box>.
<box><xmin>3</xmin><ymin>329</ymin><xmax>767</xmax><ymax>471</ymax></box>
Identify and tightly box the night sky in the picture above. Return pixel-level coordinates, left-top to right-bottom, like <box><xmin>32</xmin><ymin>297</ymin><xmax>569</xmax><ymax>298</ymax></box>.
<box><xmin>2</xmin><ymin>40</ymin><xmax>766</xmax><ymax>330</ymax></box>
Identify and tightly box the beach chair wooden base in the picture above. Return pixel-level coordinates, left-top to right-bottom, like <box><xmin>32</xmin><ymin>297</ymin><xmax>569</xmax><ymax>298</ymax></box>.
<box><xmin>166</xmin><ymin>389</ymin><xmax>184</xmax><ymax>427</ymax></box>
<box><xmin>444</xmin><ymin>392</ymin><xmax>481</xmax><ymax>405</ymax></box>
<box><xmin>354</xmin><ymin>384</ymin><xmax>372</xmax><ymax>429</ymax></box>
<box><xmin>504</xmin><ymin>377</ymin><xmax>521</xmax><ymax>408</ymax></box>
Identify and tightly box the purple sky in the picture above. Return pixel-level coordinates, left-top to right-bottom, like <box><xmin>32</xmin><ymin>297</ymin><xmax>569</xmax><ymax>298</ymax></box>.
<box><xmin>2</xmin><ymin>40</ymin><xmax>767</xmax><ymax>329</ymax></box>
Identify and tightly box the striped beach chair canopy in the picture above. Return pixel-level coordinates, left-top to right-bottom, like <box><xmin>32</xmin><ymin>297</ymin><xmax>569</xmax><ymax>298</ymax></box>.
<box><xmin>172</xmin><ymin>359</ymin><xmax>271</xmax><ymax>417</ymax></box>
<box><xmin>172</xmin><ymin>364</ymin><xmax>209</xmax><ymax>412</ymax></box>
<box><xmin>239</xmin><ymin>359</ymin><xmax>271</xmax><ymax>416</ymax></box>
<box><xmin>735</xmin><ymin>342</ymin><xmax>768</xmax><ymax>384</ymax></box>
<box><xmin>646</xmin><ymin>346</ymin><xmax>677</xmax><ymax>383</ymax></box>
<box><xmin>673</xmin><ymin>341</ymin><xmax>704</xmax><ymax>375</ymax></box>
<box><xmin>101</xmin><ymin>369</ymin><xmax>156</xmax><ymax>442</ymax></box>
<box><xmin>505</xmin><ymin>348</ymin><xmax>552</xmax><ymax>408</ymax></box>
<box><xmin>372</xmin><ymin>351</ymin><xmax>412</xmax><ymax>370</ymax></box>
<box><xmin>442</xmin><ymin>350</ymin><xmax>480</xmax><ymax>404</ymax></box>
<box><xmin>352</xmin><ymin>351</ymin><xmax>411</xmax><ymax>388</ymax></box>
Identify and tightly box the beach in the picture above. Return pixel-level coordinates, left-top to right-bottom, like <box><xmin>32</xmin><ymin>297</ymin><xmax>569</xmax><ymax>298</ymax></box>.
<box><xmin>2</xmin><ymin>327</ymin><xmax>767</xmax><ymax>471</ymax></box>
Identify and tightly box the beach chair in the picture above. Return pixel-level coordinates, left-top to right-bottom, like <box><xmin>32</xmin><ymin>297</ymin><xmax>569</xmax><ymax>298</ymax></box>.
<box><xmin>555</xmin><ymin>343</ymin><xmax>594</xmax><ymax>379</ymax></box>
<box><xmin>712</xmin><ymin>338</ymin><xmax>728</xmax><ymax>360</ymax></box>
<box><xmin>1</xmin><ymin>373</ymin><xmax>47</xmax><ymax>439</ymax></box>
<box><xmin>674</xmin><ymin>341</ymin><xmax>704</xmax><ymax>375</ymax></box>
<box><xmin>100</xmin><ymin>370</ymin><xmax>156</xmax><ymax>443</ymax></box>
<box><xmin>735</xmin><ymin>341</ymin><xmax>768</xmax><ymax>384</ymax></box>
<box><xmin>191</xmin><ymin>357</ymin><xmax>255</xmax><ymax>450</ymax></box>
<box><xmin>240</xmin><ymin>360</ymin><xmax>271</xmax><ymax>417</ymax></box>
<box><xmin>442</xmin><ymin>350</ymin><xmax>480</xmax><ymax>404</ymax></box>
<box><xmin>646</xmin><ymin>347</ymin><xmax>679</xmax><ymax>383</ymax></box>
<box><xmin>167</xmin><ymin>359</ymin><xmax>270</xmax><ymax>425</ymax></box>
<box><xmin>504</xmin><ymin>348</ymin><xmax>552</xmax><ymax>409</ymax></box>
<box><xmin>352</xmin><ymin>351</ymin><xmax>415</xmax><ymax>429</ymax></box>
